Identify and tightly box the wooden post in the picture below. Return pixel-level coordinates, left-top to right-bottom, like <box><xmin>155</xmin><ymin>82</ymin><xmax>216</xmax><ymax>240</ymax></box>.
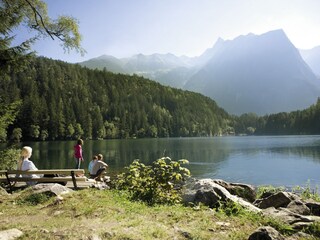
<box><xmin>5</xmin><ymin>171</ymin><xmax>13</xmax><ymax>193</ymax></box>
<box><xmin>71</xmin><ymin>170</ymin><xmax>78</xmax><ymax>190</ymax></box>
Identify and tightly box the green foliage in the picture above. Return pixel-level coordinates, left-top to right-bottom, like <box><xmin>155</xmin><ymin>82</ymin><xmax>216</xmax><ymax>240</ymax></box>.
<box><xmin>303</xmin><ymin>222</ymin><xmax>320</xmax><ymax>237</ymax></box>
<box><xmin>0</xmin><ymin>0</ymin><xmax>84</xmax><ymax>72</ymax></box>
<box><xmin>292</xmin><ymin>181</ymin><xmax>320</xmax><ymax>202</ymax></box>
<box><xmin>0</xmin><ymin>101</ymin><xmax>22</xmax><ymax>142</ymax></box>
<box><xmin>256</xmin><ymin>185</ymin><xmax>286</xmax><ymax>199</ymax></box>
<box><xmin>0</xmin><ymin>147</ymin><xmax>20</xmax><ymax>170</ymax></box>
<box><xmin>30</xmin><ymin>124</ymin><xmax>40</xmax><ymax>139</ymax></box>
<box><xmin>2</xmin><ymin>57</ymin><xmax>231</xmax><ymax>141</ymax></box>
<box><xmin>114</xmin><ymin>157</ymin><xmax>190</xmax><ymax>205</ymax></box>
<box><xmin>232</xmin><ymin>98</ymin><xmax>320</xmax><ymax>135</ymax></box>
<box><xmin>263</xmin><ymin>216</ymin><xmax>295</xmax><ymax>236</ymax></box>
<box><xmin>217</xmin><ymin>200</ymin><xmax>245</xmax><ymax>216</ymax></box>
<box><xmin>17</xmin><ymin>192</ymin><xmax>51</xmax><ymax>205</ymax></box>
<box><xmin>10</xmin><ymin>128</ymin><xmax>22</xmax><ymax>143</ymax></box>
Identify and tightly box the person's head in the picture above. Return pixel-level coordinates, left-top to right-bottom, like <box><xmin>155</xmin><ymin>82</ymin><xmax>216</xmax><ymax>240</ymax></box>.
<box><xmin>92</xmin><ymin>155</ymin><xmax>98</xmax><ymax>161</ymax></box>
<box><xmin>21</xmin><ymin>146</ymin><xmax>32</xmax><ymax>159</ymax></box>
<box><xmin>97</xmin><ymin>154</ymin><xmax>103</xmax><ymax>160</ymax></box>
<box><xmin>77</xmin><ymin>139</ymin><xmax>83</xmax><ymax>145</ymax></box>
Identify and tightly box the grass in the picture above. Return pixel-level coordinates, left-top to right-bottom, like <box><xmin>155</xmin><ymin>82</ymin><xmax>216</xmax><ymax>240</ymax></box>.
<box><xmin>0</xmin><ymin>187</ymin><xmax>317</xmax><ymax>240</ymax></box>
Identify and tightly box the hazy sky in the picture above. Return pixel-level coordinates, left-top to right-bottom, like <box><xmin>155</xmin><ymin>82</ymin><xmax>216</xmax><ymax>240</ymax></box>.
<box><xmin>21</xmin><ymin>0</ymin><xmax>320</xmax><ymax>63</ymax></box>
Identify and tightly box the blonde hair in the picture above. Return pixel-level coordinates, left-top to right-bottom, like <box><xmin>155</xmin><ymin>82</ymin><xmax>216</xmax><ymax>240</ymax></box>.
<box><xmin>21</xmin><ymin>146</ymin><xmax>32</xmax><ymax>159</ymax></box>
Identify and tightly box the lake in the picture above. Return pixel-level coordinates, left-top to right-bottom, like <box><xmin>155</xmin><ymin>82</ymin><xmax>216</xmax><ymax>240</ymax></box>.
<box><xmin>2</xmin><ymin>135</ymin><xmax>320</xmax><ymax>189</ymax></box>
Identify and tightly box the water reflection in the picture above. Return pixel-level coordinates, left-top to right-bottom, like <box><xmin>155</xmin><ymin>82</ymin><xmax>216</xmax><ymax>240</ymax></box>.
<box><xmin>1</xmin><ymin>136</ymin><xmax>320</xmax><ymax>188</ymax></box>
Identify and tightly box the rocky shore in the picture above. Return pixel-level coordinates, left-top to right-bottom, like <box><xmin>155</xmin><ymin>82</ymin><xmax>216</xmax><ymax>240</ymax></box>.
<box><xmin>1</xmin><ymin>178</ymin><xmax>320</xmax><ymax>239</ymax></box>
<box><xmin>182</xmin><ymin>178</ymin><xmax>320</xmax><ymax>239</ymax></box>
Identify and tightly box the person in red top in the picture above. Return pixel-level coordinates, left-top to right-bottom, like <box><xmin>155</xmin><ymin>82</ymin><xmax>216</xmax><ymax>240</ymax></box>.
<box><xmin>74</xmin><ymin>139</ymin><xmax>84</xmax><ymax>169</ymax></box>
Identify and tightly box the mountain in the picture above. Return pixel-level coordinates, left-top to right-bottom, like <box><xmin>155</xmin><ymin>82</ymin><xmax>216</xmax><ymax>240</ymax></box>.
<box><xmin>79</xmin><ymin>53</ymin><xmax>195</xmax><ymax>88</ymax></box>
<box><xmin>300</xmin><ymin>46</ymin><xmax>320</xmax><ymax>77</ymax></box>
<box><xmin>123</xmin><ymin>53</ymin><xmax>195</xmax><ymax>88</ymax></box>
<box><xmin>79</xmin><ymin>55</ymin><xmax>126</xmax><ymax>73</ymax></box>
<box><xmin>184</xmin><ymin>29</ymin><xmax>320</xmax><ymax>115</ymax></box>
<box><xmin>80</xmin><ymin>29</ymin><xmax>320</xmax><ymax>115</ymax></box>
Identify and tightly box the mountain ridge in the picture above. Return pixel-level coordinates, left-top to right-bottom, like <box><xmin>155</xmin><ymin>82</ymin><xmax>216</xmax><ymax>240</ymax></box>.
<box><xmin>79</xmin><ymin>29</ymin><xmax>320</xmax><ymax>115</ymax></box>
<box><xmin>185</xmin><ymin>29</ymin><xmax>320</xmax><ymax>115</ymax></box>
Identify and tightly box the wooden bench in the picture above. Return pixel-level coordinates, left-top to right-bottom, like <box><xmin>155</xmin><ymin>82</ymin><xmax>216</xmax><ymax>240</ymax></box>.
<box><xmin>0</xmin><ymin>169</ymin><xmax>87</xmax><ymax>191</ymax></box>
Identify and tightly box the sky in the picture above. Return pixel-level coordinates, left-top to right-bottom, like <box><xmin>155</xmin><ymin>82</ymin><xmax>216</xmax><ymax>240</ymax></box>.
<box><xmin>17</xmin><ymin>0</ymin><xmax>320</xmax><ymax>63</ymax></box>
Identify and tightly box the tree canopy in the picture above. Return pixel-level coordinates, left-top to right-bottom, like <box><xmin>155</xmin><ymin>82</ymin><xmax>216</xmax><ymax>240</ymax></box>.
<box><xmin>0</xmin><ymin>0</ymin><xmax>84</xmax><ymax>141</ymax></box>
<box><xmin>2</xmin><ymin>57</ymin><xmax>232</xmax><ymax>141</ymax></box>
<box><xmin>0</xmin><ymin>0</ymin><xmax>84</xmax><ymax>72</ymax></box>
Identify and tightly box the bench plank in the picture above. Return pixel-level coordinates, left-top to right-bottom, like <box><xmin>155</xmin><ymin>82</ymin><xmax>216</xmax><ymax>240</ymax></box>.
<box><xmin>0</xmin><ymin>169</ymin><xmax>85</xmax><ymax>175</ymax></box>
<box><xmin>0</xmin><ymin>177</ymin><xmax>87</xmax><ymax>182</ymax></box>
<box><xmin>0</xmin><ymin>169</ymin><xmax>87</xmax><ymax>191</ymax></box>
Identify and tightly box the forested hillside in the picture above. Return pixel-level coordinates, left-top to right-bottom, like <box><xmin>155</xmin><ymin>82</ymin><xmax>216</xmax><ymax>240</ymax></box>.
<box><xmin>1</xmin><ymin>57</ymin><xmax>231</xmax><ymax>141</ymax></box>
<box><xmin>233</xmin><ymin>98</ymin><xmax>320</xmax><ymax>135</ymax></box>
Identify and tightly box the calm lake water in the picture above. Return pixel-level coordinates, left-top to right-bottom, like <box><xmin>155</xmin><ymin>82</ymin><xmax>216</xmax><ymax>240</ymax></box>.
<box><xmin>2</xmin><ymin>135</ymin><xmax>320</xmax><ymax>188</ymax></box>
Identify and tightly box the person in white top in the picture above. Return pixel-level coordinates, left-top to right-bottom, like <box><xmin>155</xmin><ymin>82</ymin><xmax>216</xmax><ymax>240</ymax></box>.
<box><xmin>88</xmin><ymin>155</ymin><xmax>98</xmax><ymax>175</ymax></box>
<box><xmin>90</xmin><ymin>154</ymin><xmax>108</xmax><ymax>181</ymax></box>
<box><xmin>18</xmin><ymin>146</ymin><xmax>39</xmax><ymax>185</ymax></box>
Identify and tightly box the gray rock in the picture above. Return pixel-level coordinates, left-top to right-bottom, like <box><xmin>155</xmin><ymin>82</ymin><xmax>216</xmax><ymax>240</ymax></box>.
<box><xmin>262</xmin><ymin>207</ymin><xmax>320</xmax><ymax>229</ymax></box>
<box><xmin>248</xmin><ymin>226</ymin><xmax>285</xmax><ymax>240</ymax></box>
<box><xmin>32</xmin><ymin>183</ymin><xmax>73</xmax><ymax>196</ymax></box>
<box><xmin>254</xmin><ymin>192</ymin><xmax>299</xmax><ymax>209</ymax></box>
<box><xmin>213</xmin><ymin>179</ymin><xmax>256</xmax><ymax>202</ymax></box>
<box><xmin>286</xmin><ymin>200</ymin><xmax>310</xmax><ymax>215</ymax></box>
<box><xmin>305</xmin><ymin>200</ymin><xmax>320</xmax><ymax>216</ymax></box>
<box><xmin>0</xmin><ymin>228</ymin><xmax>23</xmax><ymax>240</ymax></box>
<box><xmin>182</xmin><ymin>178</ymin><xmax>260</xmax><ymax>212</ymax></box>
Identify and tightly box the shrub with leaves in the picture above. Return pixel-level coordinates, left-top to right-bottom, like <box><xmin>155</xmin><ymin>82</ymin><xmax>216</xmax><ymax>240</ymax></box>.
<box><xmin>114</xmin><ymin>157</ymin><xmax>190</xmax><ymax>205</ymax></box>
<box><xmin>0</xmin><ymin>147</ymin><xmax>20</xmax><ymax>170</ymax></box>
<box><xmin>17</xmin><ymin>192</ymin><xmax>51</xmax><ymax>206</ymax></box>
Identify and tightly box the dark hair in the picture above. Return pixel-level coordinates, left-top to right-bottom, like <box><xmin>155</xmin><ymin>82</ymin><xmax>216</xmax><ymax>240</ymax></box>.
<box><xmin>77</xmin><ymin>139</ymin><xmax>83</xmax><ymax>145</ymax></box>
<box><xmin>93</xmin><ymin>155</ymin><xmax>98</xmax><ymax>160</ymax></box>
<box><xmin>97</xmin><ymin>154</ymin><xmax>103</xmax><ymax>160</ymax></box>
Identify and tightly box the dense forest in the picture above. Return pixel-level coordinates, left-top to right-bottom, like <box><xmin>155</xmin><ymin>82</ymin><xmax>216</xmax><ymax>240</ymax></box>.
<box><xmin>1</xmin><ymin>56</ymin><xmax>320</xmax><ymax>142</ymax></box>
<box><xmin>0</xmin><ymin>57</ymin><xmax>232</xmax><ymax>141</ymax></box>
<box><xmin>234</xmin><ymin>98</ymin><xmax>320</xmax><ymax>135</ymax></box>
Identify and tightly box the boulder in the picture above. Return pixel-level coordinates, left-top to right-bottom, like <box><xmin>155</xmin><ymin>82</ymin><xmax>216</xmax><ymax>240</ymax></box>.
<box><xmin>286</xmin><ymin>200</ymin><xmax>310</xmax><ymax>215</ymax></box>
<box><xmin>262</xmin><ymin>207</ymin><xmax>320</xmax><ymax>229</ymax></box>
<box><xmin>248</xmin><ymin>226</ymin><xmax>285</xmax><ymax>240</ymax></box>
<box><xmin>182</xmin><ymin>178</ymin><xmax>260</xmax><ymax>212</ymax></box>
<box><xmin>305</xmin><ymin>200</ymin><xmax>320</xmax><ymax>216</ymax></box>
<box><xmin>32</xmin><ymin>183</ymin><xmax>73</xmax><ymax>196</ymax></box>
<box><xmin>213</xmin><ymin>179</ymin><xmax>256</xmax><ymax>202</ymax></box>
<box><xmin>254</xmin><ymin>192</ymin><xmax>299</xmax><ymax>209</ymax></box>
<box><xmin>0</xmin><ymin>228</ymin><xmax>23</xmax><ymax>240</ymax></box>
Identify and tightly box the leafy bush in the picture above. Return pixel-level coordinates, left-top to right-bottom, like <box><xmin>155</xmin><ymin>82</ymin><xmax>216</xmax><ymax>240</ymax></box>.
<box><xmin>292</xmin><ymin>181</ymin><xmax>320</xmax><ymax>201</ymax></box>
<box><xmin>0</xmin><ymin>147</ymin><xmax>20</xmax><ymax>170</ymax></box>
<box><xmin>17</xmin><ymin>192</ymin><xmax>52</xmax><ymax>205</ymax></box>
<box><xmin>113</xmin><ymin>157</ymin><xmax>190</xmax><ymax>205</ymax></box>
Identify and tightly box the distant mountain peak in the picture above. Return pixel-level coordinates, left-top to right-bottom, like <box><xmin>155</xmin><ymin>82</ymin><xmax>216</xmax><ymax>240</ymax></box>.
<box><xmin>79</xmin><ymin>29</ymin><xmax>320</xmax><ymax>115</ymax></box>
<box><xmin>185</xmin><ymin>28</ymin><xmax>320</xmax><ymax>115</ymax></box>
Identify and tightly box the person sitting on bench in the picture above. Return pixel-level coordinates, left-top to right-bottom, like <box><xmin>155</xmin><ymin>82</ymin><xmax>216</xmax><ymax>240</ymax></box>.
<box><xmin>90</xmin><ymin>154</ymin><xmax>108</xmax><ymax>181</ymax></box>
<box><xmin>18</xmin><ymin>146</ymin><xmax>40</xmax><ymax>185</ymax></box>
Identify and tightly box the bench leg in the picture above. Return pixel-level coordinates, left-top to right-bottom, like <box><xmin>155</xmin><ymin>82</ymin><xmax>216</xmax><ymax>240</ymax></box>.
<box><xmin>71</xmin><ymin>171</ymin><xmax>78</xmax><ymax>190</ymax></box>
<box><xmin>5</xmin><ymin>172</ymin><xmax>13</xmax><ymax>193</ymax></box>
